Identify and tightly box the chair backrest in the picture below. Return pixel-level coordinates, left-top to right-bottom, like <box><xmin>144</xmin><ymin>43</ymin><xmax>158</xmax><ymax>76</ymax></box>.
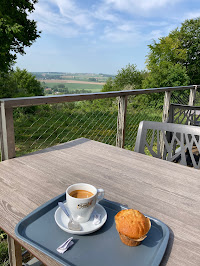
<box><xmin>134</xmin><ymin>121</ymin><xmax>200</xmax><ymax>169</ymax></box>
<box><xmin>168</xmin><ymin>104</ymin><xmax>200</xmax><ymax>126</ymax></box>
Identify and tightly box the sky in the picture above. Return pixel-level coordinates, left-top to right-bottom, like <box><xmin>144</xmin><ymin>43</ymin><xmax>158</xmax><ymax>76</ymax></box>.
<box><xmin>16</xmin><ymin>0</ymin><xmax>200</xmax><ymax>75</ymax></box>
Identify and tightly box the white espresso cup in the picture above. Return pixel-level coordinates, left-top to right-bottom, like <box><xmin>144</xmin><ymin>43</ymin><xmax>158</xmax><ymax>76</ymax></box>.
<box><xmin>66</xmin><ymin>183</ymin><xmax>104</xmax><ymax>223</ymax></box>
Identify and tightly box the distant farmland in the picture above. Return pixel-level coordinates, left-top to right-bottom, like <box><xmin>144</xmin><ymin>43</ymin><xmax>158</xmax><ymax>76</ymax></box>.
<box><xmin>43</xmin><ymin>79</ymin><xmax>105</xmax><ymax>85</ymax></box>
<box><xmin>42</xmin><ymin>80</ymin><xmax>104</xmax><ymax>92</ymax></box>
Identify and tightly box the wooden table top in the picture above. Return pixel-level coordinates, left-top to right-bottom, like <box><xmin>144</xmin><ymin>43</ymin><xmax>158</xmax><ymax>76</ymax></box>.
<box><xmin>0</xmin><ymin>138</ymin><xmax>199</xmax><ymax>265</ymax></box>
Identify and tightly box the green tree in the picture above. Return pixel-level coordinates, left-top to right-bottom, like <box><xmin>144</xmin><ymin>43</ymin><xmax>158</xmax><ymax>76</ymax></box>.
<box><xmin>52</xmin><ymin>85</ymin><xmax>58</xmax><ymax>92</ymax></box>
<box><xmin>101</xmin><ymin>77</ymin><xmax>114</xmax><ymax>92</ymax></box>
<box><xmin>88</xmin><ymin>77</ymin><xmax>97</xmax><ymax>82</ymax></box>
<box><xmin>101</xmin><ymin>64</ymin><xmax>148</xmax><ymax>109</ymax></box>
<box><xmin>0</xmin><ymin>0</ymin><xmax>40</xmax><ymax>72</ymax></box>
<box><xmin>58</xmin><ymin>84</ymin><xmax>65</xmax><ymax>89</ymax></box>
<box><xmin>143</xmin><ymin>62</ymin><xmax>189</xmax><ymax>89</ymax></box>
<box><xmin>102</xmin><ymin>64</ymin><xmax>144</xmax><ymax>92</ymax></box>
<box><xmin>0</xmin><ymin>68</ymin><xmax>44</xmax><ymax>98</ymax></box>
<box><xmin>179</xmin><ymin>18</ymin><xmax>200</xmax><ymax>84</ymax></box>
<box><xmin>145</xmin><ymin>17</ymin><xmax>200</xmax><ymax>87</ymax></box>
<box><xmin>114</xmin><ymin>64</ymin><xmax>144</xmax><ymax>90</ymax></box>
<box><xmin>142</xmin><ymin>62</ymin><xmax>190</xmax><ymax>107</ymax></box>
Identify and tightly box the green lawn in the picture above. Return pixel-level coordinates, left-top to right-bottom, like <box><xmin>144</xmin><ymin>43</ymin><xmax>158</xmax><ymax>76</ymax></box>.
<box><xmin>43</xmin><ymin>82</ymin><xmax>103</xmax><ymax>92</ymax></box>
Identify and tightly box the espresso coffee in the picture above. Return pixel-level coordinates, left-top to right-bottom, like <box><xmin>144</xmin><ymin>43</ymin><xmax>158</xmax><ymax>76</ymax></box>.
<box><xmin>70</xmin><ymin>189</ymin><xmax>94</xmax><ymax>199</ymax></box>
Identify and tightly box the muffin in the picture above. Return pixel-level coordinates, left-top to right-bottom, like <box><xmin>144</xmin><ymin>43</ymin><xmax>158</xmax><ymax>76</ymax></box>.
<box><xmin>115</xmin><ymin>209</ymin><xmax>151</xmax><ymax>246</ymax></box>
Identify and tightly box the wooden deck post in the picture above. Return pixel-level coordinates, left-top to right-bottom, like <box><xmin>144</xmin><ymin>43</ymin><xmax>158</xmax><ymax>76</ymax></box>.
<box><xmin>116</xmin><ymin>96</ymin><xmax>127</xmax><ymax>148</ymax></box>
<box><xmin>162</xmin><ymin>91</ymin><xmax>172</xmax><ymax>123</ymax></box>
<box><xmin>188</xmin><ymin>85</ymin><xmax>197</xmax><ymax>106</ymax></box>
<box><xmin>161</xmin><ymin>91</ymin><xmax>172</xmax><ymax>159</ymax></box>
<box><xmin>0</xmin><ymin>102</ymin><xmax>16</xmax><ymax>160</ymax></box>
<box><xmin>187</xmin><ymin>85</ymin><xmax>197</xmax><ymax>125</ymax></box>
<box><xmin>0</xmin><ymin>103</ymin><xmax>19</xmax><ymax>265</ymax></box>
<box><xmin>7</xmin><ymin>236</ymin><xmax>22</xmax><ymax>266</ymax></box>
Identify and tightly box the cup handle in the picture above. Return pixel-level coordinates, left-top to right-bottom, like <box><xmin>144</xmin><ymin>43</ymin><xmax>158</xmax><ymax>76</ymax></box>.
<box><xmin>97</xmin><ymin>188</ymin><xmax>105</xmax><ymax>203</ymax></box>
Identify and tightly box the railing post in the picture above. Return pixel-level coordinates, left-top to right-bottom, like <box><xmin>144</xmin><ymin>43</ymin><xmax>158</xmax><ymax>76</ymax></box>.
<box><xmin>187</xmin><ymin>85</ymin><xmax>197</xmax><ymax>125</ymax></box>
<box><xmin>161</xmin><ymin>91</ymin><xmax>172</xmax><ymax>159</ymax></box>
<box><xmin>0</xmin><ymin>103</ymin><xmax>19</xmax><ymax>265</ymax></box>
<box><xmin>162</xmin><ymin>91</ymin><xmax>172</xmax><ymax>123</ymax></box>
<box><xmin>188</xmin><ymin>85</ymin><xmax>197</xmax><ymax>106</ymax></box>
<box><xmin>0</xmin><ymin>102</ymin><xmax>16</xmax><ymax>160</ymax></box>
<box><xmin>7</xmin><ymin>236</ymin><xmax>23</xmax><ymax>266</ymax></box>
<box><xmin>116</xmin><ymin>96</ymin><xmax>127</xmax><ymax>148</ymax></box>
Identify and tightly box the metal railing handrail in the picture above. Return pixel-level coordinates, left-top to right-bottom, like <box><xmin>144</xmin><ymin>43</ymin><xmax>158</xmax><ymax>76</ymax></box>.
<box><xmin>170</xmin><ymin>103</ymin><xmax>200</xmax><ymax>110</ymax></box>
<box><xmin>0</xmin><ymin>85</ymin><xmax>199</xmax><ymax>108</ymax></box>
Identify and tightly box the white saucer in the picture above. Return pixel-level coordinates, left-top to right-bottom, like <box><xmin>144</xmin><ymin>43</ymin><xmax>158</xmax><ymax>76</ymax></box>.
<box><xmin>54</xmin><ymin>203</ymin><xmax>107</xmax><ymax>235</ymax></box>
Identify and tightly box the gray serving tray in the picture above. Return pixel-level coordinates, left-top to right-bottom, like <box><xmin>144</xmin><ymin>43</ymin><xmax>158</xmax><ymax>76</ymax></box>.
<box><xmin>15</xmin><ymin>193</ymin><xmax>169</xmax><ymax>266</ymax></box>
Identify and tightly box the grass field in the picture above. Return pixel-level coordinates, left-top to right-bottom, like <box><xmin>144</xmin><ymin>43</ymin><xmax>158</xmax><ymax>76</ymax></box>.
<box><xmin>43</xmin><ymin>82</ymin><xmax>103</xmax><ymax>92</ymax></box>
<box><xmin>61</xmin><ymin>75</ymin><xmax>108</xmax><ymax>82</ymax></box>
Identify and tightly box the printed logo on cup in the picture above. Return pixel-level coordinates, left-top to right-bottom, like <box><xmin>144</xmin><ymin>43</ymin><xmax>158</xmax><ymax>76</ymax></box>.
<box><xmin>66</xmin><ymin>183</ymin><xmax>104</xmax><ymax>223</ymax></box>
<box><xmin>77</xmin><ymin>200</ymin><xmax>93</xmax><ymax>209</ymax></box>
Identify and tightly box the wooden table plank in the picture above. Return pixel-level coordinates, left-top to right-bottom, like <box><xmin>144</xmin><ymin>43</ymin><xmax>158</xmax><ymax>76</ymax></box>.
<box><xmin>0</xmin><ymin>138</ymin><xmax>199</xmax><ymax>265</ymax></box>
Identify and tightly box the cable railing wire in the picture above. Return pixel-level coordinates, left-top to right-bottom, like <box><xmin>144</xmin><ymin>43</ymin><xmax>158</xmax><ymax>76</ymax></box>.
<box><xmin>13</xmin><ymin>90</ymin><xmax>194</xmax><ymax>156</ymax></box>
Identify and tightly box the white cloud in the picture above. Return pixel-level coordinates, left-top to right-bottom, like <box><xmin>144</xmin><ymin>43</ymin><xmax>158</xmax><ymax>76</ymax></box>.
<box><xmin>52</xmin><ymin>0</ymin><xmax>93</xmax><ymax>29</ymax></box>
<box><xmin>31</xmin><ymin>0</ymin><xmax>94</xmax><ymax>37</ymax></box>
<box><xmin>102</xmin><ymin>27</ymin><xmax>136</xmax><ymax>43</ymax></box>
<box><xmin>183</xmin><ymin>10</ymin><xmax>200</xmax><ymax>20</ymax></box>
<box><xmin>101</xmin><ymin>22</ymin><xmax>144</xmax><ymax>45</ymax></box>
<box><xmin>52</xmin><ymin>0</ymin><xmax>76</xmax><ymax>15</ymax></box>
<box><xmin>118</xmin><ymin>24</ymin><xmax>133</xmax><ymax>32</ymax></box>
<box><xmin>100</xmin><ymin>17</ymin><xmax>176</xmax><ymax>45</ymax></box>
<box><xmin>93</xmin><ymin>5</ymin><xmax>118</xmax><ymax>23</ymax></box>
<box><xmin>30</xmin><ymin>0</ymin><xmax>189</xmax><ymax>45</ymax></box>
<box><xmin>146</xmin><ymin>30</ymin><xmax>163</xmax><ymax>40</ymax></box>
<box><xmin>104</xmin><ymin>0</ymin><xmax>182</xmax><ymax>13</ymax></box>
<box><xmin>17</xmin><ymin>0</ymin><xmax>200</xmax><ymax>74</ymax></box>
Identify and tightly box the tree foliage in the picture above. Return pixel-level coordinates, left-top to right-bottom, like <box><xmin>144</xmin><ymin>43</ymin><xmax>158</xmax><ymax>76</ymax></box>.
<box><xmin>0</xmin><ymin>68</ymin><xmax>44</xmax><ymax>98</ymax></box>
<box><xmin>101</xmin><ymin>64</ymin><xmax>148</xmax><ymax>109</ymax></box>
<box><xmin>0</xmin><ymin>0</ymin><xmax>40</xmax><ymax>72</ymax></box>
<box><xmin>113</xmin><ymin>64</ymin><xmax>144</xmax><ymax>90</ymax></box>
<box><xmin>179</xmin><ymin>18</ymin><xmax>200</xmax><ymax>84</ymax></box>
<box><xmin>143</xmin><ymin>62</ymin><xmax>189</xmax><ymax>89</ymax></box>
<box><xmin>101</xmin><ymin>77</ymin><xmax>114</xmax><ymax>92</ymax></box>
<box><xmin>102</xmin><ymin>64</ymin><xmax>145</xmax><ymax>92</ymax></box>
<box><xmin>145</xmin><ymin>17</ymin><xmax>200</xmax><ymax>87</ymax></box>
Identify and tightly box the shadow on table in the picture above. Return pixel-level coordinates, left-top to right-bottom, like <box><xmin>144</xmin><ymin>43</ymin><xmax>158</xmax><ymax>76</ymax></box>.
<box><xmin>22</xmin><ymin>138</ymin><xmax>91</xmax><ymax>157</ymax></box>
<box><xmin>140</xmin><ymin>220</ymin><xmax>174</xmax><ymax>264</ymax></box>
<box><xmin>159</xmin><ymin>227</ymin><xmax>174</xmax><ymax>266</ymax></box>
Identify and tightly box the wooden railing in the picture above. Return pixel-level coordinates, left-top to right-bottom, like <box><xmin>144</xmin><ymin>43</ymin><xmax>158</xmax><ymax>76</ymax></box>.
<box><xmin>0</xmin><ymin>85</ymin><xmax>199</xmax><ymax>161</ymax></box>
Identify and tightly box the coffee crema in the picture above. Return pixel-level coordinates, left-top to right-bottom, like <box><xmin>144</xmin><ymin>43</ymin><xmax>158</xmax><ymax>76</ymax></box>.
<box><xmin>69</xmin><ymin>189</ymin><xmax>94</xmax><ymax>199</ymax></box>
